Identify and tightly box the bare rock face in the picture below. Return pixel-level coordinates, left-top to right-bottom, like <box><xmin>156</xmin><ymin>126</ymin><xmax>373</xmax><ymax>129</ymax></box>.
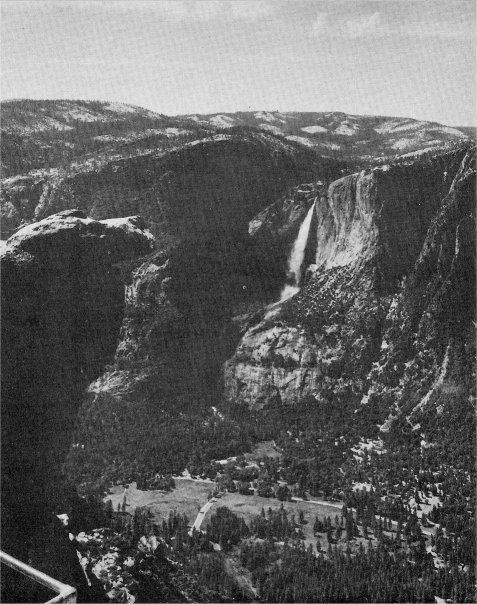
<box><xmin>313</xmin><ymin>149</ymin><xmax>465</xmax><ymax>284</ymax></box>
<box><xmin>223</xmin><ymin>264</ymin><xmax>382</xmax><ymax>410</ymax></box>
<box><xmin>1</xmin><ymin>210</ymin><xmax>154</xmax><ymax>547</ymax></box>
<box><xmin>223</xmin><ymin>145</ymin><xmax>475</xmax><ymax>413</ymax></box>
<box><xmin>223</xmin><ymin>323</ymin><xmax>322</xmax><ymax>408</ymax></box>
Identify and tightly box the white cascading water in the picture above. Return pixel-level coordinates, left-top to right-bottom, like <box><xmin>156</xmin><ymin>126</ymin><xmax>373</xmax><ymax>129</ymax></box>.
<box><xmin>278</xmin><ymin>199</ymin><xmax>316</xmax><ymax>302</ymax></box>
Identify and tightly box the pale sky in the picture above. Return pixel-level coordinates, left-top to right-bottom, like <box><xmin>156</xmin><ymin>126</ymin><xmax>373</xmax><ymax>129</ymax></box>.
<box><xmin>1</xmin><ymin>0</ymin><xmax>476</xmax><ymax>125</ymax></box>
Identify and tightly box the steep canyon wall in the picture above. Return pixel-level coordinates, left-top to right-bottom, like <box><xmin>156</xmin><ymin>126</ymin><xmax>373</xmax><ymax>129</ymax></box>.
<box><xmin>224</xmin><ymin>146</ymin><xmax>475</xmax><ymax>421</ymax></box>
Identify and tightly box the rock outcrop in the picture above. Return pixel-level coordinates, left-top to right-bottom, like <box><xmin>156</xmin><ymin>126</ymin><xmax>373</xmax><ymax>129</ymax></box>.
<box><xmin>313</xmin><ymin>149</ymin><xmax>465</xmax><ymax>284</ymax></box>
<box><xmin>223</xmin><ymin>145</ymin><xmax>475</xmax><ymax>416</ymax></box>
<box><xmin>223</xmin><ymin>323</ymin><xmax>323</xmax><ymax>408</ymax></box>
<box><xmin>1</xmin><ymin>210</ymin><xmax>154</xmax><ymax>548</ymax></box>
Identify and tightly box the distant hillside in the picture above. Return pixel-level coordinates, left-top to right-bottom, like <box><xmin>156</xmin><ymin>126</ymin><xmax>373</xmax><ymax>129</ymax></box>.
<box><xmin>180</xmin><ymin>111</ymin><xmax>470</xmax><ymax>161</ymax></box>
<box><xmin>1</xmin><ymin>100</ymin><xmax>471</xmax><ymax>241</ymax></box>
<box><xmin>1</xmin><ymin>125</ymin><xmax>344</xmax><ymax>240</ymax></box>
<box><xmin>1</xmin><ymin>99</ymin><xmax>213</xmax><ymax>176</ymax></box>
<box><xmin>2</xmin><ymin>101</ymin><xmax>472</xmax><ymax>179</ymax></box>
<box><xmin>454</xmin><ymin>126</ymin><xmax>477</xmax><ymax>139</ymax></box>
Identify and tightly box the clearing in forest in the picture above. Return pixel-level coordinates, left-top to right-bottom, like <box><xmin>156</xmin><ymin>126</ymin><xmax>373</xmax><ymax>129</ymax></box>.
<box><xmin>105</xmin><ymin>478</ymin><xmax>214</xmax><ymax>524</ymax></box>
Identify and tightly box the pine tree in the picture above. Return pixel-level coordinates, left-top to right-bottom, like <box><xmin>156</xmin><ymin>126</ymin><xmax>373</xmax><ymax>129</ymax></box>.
<box><xmin>105</xmin><ymin>498</ymin><xmax>113</xmax><ymax>520</ymax></box>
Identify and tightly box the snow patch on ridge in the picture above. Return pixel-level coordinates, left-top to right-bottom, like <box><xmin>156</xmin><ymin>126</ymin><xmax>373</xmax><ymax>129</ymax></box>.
<box><xmin>434</xmin><ymin>125</ymin><xmax>468</xmax><ymax>138</ymax></box>
<box><xmin>414</xmin><ymin>344</ymin><xmax>451</xmax><ymax>413</ymax></box>
<box><xmin>260</xmin><ymin>124</ymin><xmax>284</xmax><ymax>136</ymax></box>
<box><xmin>164</xmin><ymin>127</ymin><xmax>190</xmax><ymax>136</ymax></box>
<box><xmin>391</xmin><ymin>138</ymin><xmax>417</xmax><ymax>150</ymax></box>
<box><xmin>5</xmin><ymin>116</ymin><xmax>74</xmax><ymax>134</ymax></box>
<box><xmin>101</xmin><ymin>216</ymin><xmax>155</xmax><ymax>242</ymax></box>
<box><xmin>334</xmin><ymin>123</ymin><xmax>357</xmax><ymax>136</ymax></box>
<box><xmin>285</xmin><ymin>135</ymin><xmax>314</xmax><ymax>147</ymax></box>
<box><xmin>301</xmin><ymin>125</ymin><xmax>328</xmax><ymax>134</ymax></box>
<box><xmin>210</xmin><ymin>115</ymin><xmax>236</xmax><ymax>128</ymax></box>
<box><xmin>254</xmin><ymin>111</ymin><xmax>281</xmax><ymax>122</ymax></box>
<box><xmin>375</xmin><ymin>120</ymin><xmax>425</xmax><ymax>134</ymax></box>
<box><xmin>61</xmin><ymin>108</ymin><xmax>105</xmax><ymax>122</ymax></box>
<box><xmin>185</xmin><ymin>134</ymin><xmax>231</xmax><ymax>147</ymax></box>
<box><xmin>105</xmin><ymin>102</ymin><xmax>138</xmax><ymax>114</ymax></box>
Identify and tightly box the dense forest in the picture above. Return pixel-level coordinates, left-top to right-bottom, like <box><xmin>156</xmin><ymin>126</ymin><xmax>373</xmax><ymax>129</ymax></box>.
<box><xmin>60</xmin><ymin>380</ymin><xmax>475</xmax><ymax>602</ymax></box>
<box><xmin>13</xmin><ymin>493</ymin><xmax>472</xmax><ymax>603</ymax></box>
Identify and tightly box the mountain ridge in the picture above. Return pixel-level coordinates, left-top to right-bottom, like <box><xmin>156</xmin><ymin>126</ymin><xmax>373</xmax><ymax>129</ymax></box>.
<box><xmin>180</xmin><ymin>110</ymin><xmax>471</xmax><ymax>159</ymax></box>
<box><xmin>1</xmin><ymin>99</ymin><xmax>472</xmax><ymax>179</ymax></box>
<box><xmin>1</xmin><ymin>127</ymin><xmax>341</xmax><ymax>240</ymax></box>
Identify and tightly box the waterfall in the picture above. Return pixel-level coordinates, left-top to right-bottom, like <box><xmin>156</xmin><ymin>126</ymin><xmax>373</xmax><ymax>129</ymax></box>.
<box><xmin>278</xmin><ymin>199</ymin><xmax>316</xmax><ymax>302</ymax></box>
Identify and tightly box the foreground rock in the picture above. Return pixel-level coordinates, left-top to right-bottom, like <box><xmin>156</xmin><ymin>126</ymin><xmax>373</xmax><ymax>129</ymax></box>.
<box><xmin>1</xmin><ymin>210</ymin><xmax>154</xmax><ymax>550</ymax></box>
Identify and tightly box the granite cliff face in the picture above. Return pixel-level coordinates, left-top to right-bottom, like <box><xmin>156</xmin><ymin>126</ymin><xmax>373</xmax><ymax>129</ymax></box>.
<box><xmin>1</xmin><ymin>210</ymin><xmax>154</xmax><ymax>546</ymax></box>
<box><xmin>223</xmin><ymin>145</ymin><xmax>475</xmax><ymax>419</ymax></box>
<box><xmin>312</xmin><ymin>149</ymin><xmax>465</xmax><ymax>283</ymax></box>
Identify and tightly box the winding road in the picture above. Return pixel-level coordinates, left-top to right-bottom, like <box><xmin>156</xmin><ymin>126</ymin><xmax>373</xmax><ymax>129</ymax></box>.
<box><xmin>189</xmin><ymin>497</ymin><xmax>218</xmax><ymax>535</ymax></box>
<box><xmin>290</xmin><ymin>496</ymin><xmax>436</xmax><ymax>537</ymax></box>
<box><xmin>291</xmin><ymin>496</ymin><xmax>342</xmax><ymax>509</ymax></box>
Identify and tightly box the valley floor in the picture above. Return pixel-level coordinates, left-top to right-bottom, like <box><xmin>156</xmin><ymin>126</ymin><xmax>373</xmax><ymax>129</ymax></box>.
<box><xmin>105</xmin><ymin>475</ymin><xmax>438</xmax><ymax>554</ymax></box>
<box><xmin>106</xmin><ymin>479</ymin><xmax>341</xmax><ymax>545</ymax></box>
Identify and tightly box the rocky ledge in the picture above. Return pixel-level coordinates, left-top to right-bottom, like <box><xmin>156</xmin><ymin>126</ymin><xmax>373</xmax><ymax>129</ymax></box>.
<box><xmin>1</xmin><ymin>210</ymin><xmax>154</xmax><ymax>548</ymax></box>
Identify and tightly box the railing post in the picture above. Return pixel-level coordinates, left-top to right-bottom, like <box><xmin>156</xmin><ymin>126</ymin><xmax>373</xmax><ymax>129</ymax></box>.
<box><xmin>0</xmin><ymin>550</ymin><xmax>77</xmax><ymax>603</ymax></box>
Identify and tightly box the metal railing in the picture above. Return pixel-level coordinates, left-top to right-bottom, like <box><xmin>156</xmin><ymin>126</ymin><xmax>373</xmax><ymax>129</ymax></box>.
<box><xmin>0</xmin><ymin>550</ymin><xmax>77</xmax><ymax>603</ymax></box>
